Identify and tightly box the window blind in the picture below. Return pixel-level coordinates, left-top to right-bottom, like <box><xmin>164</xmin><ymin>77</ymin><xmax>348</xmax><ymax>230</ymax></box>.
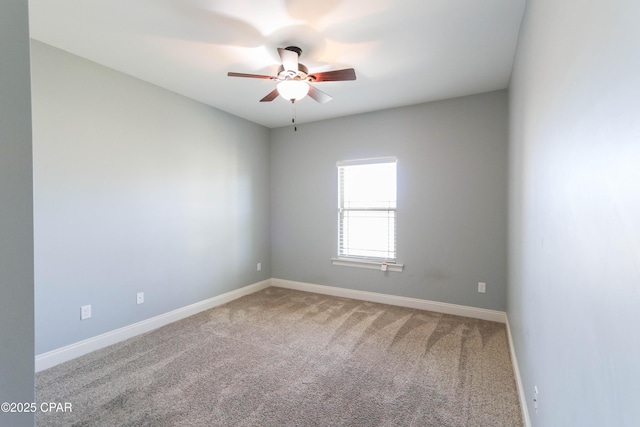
<box><xmin>338</xmin><ymin>158</ymin><xmax>397</xmax><ymax>261</ymax></box>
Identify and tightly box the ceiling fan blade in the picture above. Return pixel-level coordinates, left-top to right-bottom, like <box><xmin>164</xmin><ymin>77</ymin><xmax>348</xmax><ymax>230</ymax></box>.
<box><xmin>228</xmin><ymin>72</ymin><xmax>273</xmax><ymax>79</ymax></box>
<box><xmin>309</xmin><ymin>68</ymin><xmax>356</xmax><ymax>82</ymax></box>
<box><xmin>278</xmin><ymin>48</ymin><xmax>299</xmax><ymax>73</ymax></box>
<box><xmin>259</xmin><ymin>89</ymin><xmax>280</xmax><ymax>102</ymax></box>
<box><xmin>308</xmin><ymin>85</ymin><xmax>333</xmax><ymax>104</ymax></box>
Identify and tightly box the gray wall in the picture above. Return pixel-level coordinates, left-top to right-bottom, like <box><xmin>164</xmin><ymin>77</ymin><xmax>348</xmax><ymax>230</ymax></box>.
<box><xmin>509</xmin><ymin>0</ymin><xmax>640</xmax><ymax>425</ymax></box>
<box><xmin>271</xmin><ymin>91</ymin><xmax>508</xmax><ymax>311</ymax></box>
<box><xmin>31</xmin><ymin>41</ymin><xmax>271</xmax><ymax>354</ymax></box>
<box><xmin>0</xmin><ymin>1</ymin><xmax>35</xmax><ymax>426</ymax></box>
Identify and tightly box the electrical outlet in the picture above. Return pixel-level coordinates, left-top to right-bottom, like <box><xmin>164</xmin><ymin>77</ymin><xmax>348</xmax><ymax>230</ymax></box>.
<box><xmin>137</xmin><ymin>292</ymin><xmax>144</xmax><ymax>305</ymax></box>
<box><xmin>81</xmin><ymin>304</ymin><xmax>91</xmax><ymax>320</ymax></box>
<box><xmin>533</xmin><ymin>386</ymin><xmax>539</xmax><ymax>412</ymax></box>
<box><xmin>257</xmin><ymin>262</ymin><xmax>261</xmax><ymax>271</ymax></box>
<box><xmin>478</xmin><ymin>282</ymin><xmax>486</xmax><ymax>293</ymax></box>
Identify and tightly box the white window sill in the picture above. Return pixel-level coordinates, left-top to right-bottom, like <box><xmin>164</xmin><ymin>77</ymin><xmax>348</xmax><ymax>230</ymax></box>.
<box><xmin>331</xmin><ymin>257</ymin><xmax>404</xmax><ymax>272</ymax></box>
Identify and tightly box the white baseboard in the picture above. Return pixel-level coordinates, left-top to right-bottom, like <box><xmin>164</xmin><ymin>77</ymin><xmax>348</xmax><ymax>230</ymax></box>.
<box><xmin>506</xmin><ymin>316</ymin><xmax>531</xmax><ymax>427</ymax></box>
<box><xmin>36</xmin><ymin>277</ymin><xmax>528</xmax><ymax>425</ymax></box>
<box><xmin>35</xmin><ymin>279</ymin><xmax>271</xmax><ymax>372</ymax></box>
<box><xmin>271</xmin><ymin>278</ymin><xmax>507</xmax><ymax>323</ymax></box>
<box><xmin>36</xmin><ymin>278</ymin><xmax>511</xmax><ymax>372</ymax></box>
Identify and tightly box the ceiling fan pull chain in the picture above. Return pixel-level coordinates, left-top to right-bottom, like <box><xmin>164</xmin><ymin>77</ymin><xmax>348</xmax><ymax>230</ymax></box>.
<box><xmin>291</xmin><ymin>100</ymin><xmax>297</xmax><ymax>132</ymax></box>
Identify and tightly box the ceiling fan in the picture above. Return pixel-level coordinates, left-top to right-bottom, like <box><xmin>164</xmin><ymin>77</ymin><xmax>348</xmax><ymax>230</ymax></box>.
<box><xmin>227</xmin><ymin>46</ymin><xmax>356</xmax><ymax>104</ymax></box>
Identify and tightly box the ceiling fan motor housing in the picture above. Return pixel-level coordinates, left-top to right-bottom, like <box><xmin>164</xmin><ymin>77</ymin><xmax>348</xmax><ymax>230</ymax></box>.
<box><xmin>277</xmin><ymin>63</ymin><xmax>309</xmax><ymax>81</ymax></box>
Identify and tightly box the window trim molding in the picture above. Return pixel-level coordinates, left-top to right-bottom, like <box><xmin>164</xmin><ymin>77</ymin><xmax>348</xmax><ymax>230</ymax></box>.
<box><xmin>331</xmin><ymin>257</ymin><xmax>404</xmax><ymax>272</ymax></box>
<box><xmin>336</xmin><ymin>156</ymin><xmax>397</xmax><ymax>168</ymax></box>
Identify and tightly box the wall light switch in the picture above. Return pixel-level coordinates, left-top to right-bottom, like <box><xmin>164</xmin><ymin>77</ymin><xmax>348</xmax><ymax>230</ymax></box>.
<box><xmin>478</xmin><ymin>282</ymin><xmax>486</xmax><ymax>293</ymax></box>
<box><xmin>257</xmin><ymin>262</ymin><xmax>262</xmax><ymax>271</ymax></box>
<box><xmin>137</xmin><ymin>292</ymin><xmax>144</xmax><ymax>305</ymax></box>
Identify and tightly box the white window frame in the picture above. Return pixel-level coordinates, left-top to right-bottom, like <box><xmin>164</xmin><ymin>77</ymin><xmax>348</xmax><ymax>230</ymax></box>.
<box><xmin>332</xmin><ymin>157</ymin><xmax>403</xmax><ymax>272</ymax></box>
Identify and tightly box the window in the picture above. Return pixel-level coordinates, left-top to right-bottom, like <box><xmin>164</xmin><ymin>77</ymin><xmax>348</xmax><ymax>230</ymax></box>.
<box><xmin>337</xmin><ymin>157</ymin><xmax>397</xmax><ymax>262</ymax></box>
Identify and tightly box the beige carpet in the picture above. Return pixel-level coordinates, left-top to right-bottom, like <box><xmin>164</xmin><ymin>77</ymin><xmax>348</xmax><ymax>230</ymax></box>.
<box><xmin>36</xmin><ymin>287</ymin><xmax>523</xmax><ymax>426</ymax></box>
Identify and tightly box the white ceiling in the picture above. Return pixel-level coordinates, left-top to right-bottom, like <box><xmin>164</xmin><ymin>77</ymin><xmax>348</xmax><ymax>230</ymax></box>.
<box><xmin>28</xmin><ymin>0</ymin><xmax>525</xmax><ymax>128</ymax></box>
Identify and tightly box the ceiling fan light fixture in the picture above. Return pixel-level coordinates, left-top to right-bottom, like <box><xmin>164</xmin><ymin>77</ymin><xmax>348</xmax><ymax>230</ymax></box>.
<box><xmin>277</xmin><ymin>80</ymin><xmax>309</xmax><ymax>102</ymax></box>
